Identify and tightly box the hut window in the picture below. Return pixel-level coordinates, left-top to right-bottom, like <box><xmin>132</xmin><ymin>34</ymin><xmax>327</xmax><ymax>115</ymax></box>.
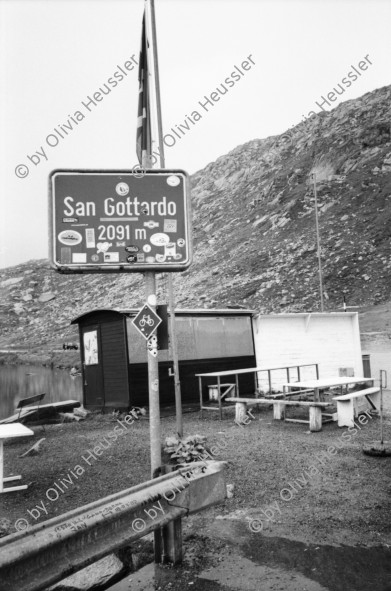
<box><xmin>83</xmin><ymin>330</ymin><xmax>99</xmax><ymax>365</ymax></box>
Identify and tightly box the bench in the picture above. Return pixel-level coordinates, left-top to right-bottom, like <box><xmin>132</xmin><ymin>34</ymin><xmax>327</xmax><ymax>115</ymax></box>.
<box><xmin>0</xmin><ymin>394</ymin><xmax>45</xmax><ymax>426</ymax></box>
<box><xmin>260</xmin><ymin>388</ymin><xmax>316</xmax><ymax>400</ymax></box>
<box><xmin>333</xmin><ymin>387</ymin><xmax>380</xmax><ymax>427</ymax></box>
<box><xmin>0</xmin><ymin>423</ymin><xmax>34</xmax><ymax>493</ymax></box>
<box><xmin>0</xmin><ymin>398</ymin><xmax>82</xmax><ymax>426</ymax></box>
<box><xmin>16</xmin><ymin>393</ymin><xmax>46</xmax><ymax>432</ymax></box>
<box><xmin>16</xmin><ymin>393</ymin><xmax>46</xmax><ymax>420</ymax></box>
<box><xmin>226</xmin><ymin>397</ymin><xmax>333</xmax><ymax>432</ymax></box>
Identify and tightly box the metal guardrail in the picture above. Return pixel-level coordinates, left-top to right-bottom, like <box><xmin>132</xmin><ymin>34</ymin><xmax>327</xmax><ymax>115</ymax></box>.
<box><xmin>0</xmin><ymin>461</ymin><xmax>226</xmax><ymax>591</ymax></box>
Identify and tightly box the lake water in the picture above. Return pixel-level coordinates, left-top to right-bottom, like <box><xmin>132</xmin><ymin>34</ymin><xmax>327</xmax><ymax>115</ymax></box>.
<box><xmin>361</xmin><ymin>332</ymin><xmax>391</xmax><ymax>384</ymax></box>
<box><xmin>0</xmin><ymin>364</ymin><xmax>83</xmax><ymax>420</ymax></box>
<box><xmin>0</xmin><ymin>335</ymin><xmax>390</xmax><ymax>421</ymax></box>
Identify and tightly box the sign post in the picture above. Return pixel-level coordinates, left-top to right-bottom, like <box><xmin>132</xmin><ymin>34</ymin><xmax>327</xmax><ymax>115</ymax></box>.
<box><xmin>144</xmin><ymin>273</ymin><xmax>162</xmax><ymax>477</ymax></box>
<box><xmin>49</xmin><ymin>167</ymin><xmax>192</xmax><ymax>480</ymax></box>
<box><xmin>49</xmin><ymin>0</ymin><xmax>191</xmax><ymax>567</ymax></box>
<box><xmin>141</xmin><ymin>0</ymin><xmax>185</xmax><ymax>563</ymax></box>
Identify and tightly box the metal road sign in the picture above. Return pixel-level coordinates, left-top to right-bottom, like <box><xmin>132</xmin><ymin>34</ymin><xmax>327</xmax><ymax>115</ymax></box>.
<box><xmin>132</xmin><ymin>304</ymin><xmax>162</xmax><ymax>340</ymax></box>
<box><xmin>49</xmin><ymin>169</ymin><xmax>192</xmax><ymax>273</ymax></box>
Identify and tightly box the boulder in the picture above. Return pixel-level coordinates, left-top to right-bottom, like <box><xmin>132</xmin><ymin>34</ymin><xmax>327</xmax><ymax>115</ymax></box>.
<box><xmin>38</xmin><ymin>292</ymin><xmax>56</xmax><ymax>303</ymax></box>
<box><xmin>0</xmin><ymin>518</ymin><xmax>13</xmax><ymax>538</ymax></box>
<box><xmin>1</xmin><ymin>277</ymin><xmax>23</xmax><ymax>287</ymax></box>
<box><xmin>74</xmin><ymin>406</ymin><xmax>90</xmax><ymax>418</ymax></box>
<box><xmin>13</xmin><ymin>303</ymin><xmax>25</xmax><ymax>315</ymax></box>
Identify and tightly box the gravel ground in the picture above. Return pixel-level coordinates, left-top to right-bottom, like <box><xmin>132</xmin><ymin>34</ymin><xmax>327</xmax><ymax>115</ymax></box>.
<box><xmin>1</xmin><ymin>405</ymin><xmax>391</xmax><ymax>590</ymax></box>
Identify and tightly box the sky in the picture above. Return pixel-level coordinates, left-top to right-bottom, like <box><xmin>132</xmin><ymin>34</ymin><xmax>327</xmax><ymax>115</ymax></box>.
<box><xmin>1</xmin><ymin>0</ymin><xmax>390</xmax><ymax>269</ymax></box>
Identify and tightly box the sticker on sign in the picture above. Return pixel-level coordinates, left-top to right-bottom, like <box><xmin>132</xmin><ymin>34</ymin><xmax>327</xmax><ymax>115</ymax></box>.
<box><xmin>49</xmin><ymin>169</ymin><xmax>192</xmax><ymax>274</ymax></box>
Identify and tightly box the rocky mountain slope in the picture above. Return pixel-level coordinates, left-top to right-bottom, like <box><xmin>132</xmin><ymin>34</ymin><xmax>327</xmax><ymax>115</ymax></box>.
<box><xmin>1</xmin><ymin>84</ymin><xmax>391</xmax><ymax>354</ymax></box>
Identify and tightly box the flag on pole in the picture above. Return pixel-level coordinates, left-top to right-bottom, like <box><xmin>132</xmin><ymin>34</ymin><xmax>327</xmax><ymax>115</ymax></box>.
<box><xmin>136</xmin><ymin>12</ymin><xmax>152</xmax><ymax>166</ymax></box>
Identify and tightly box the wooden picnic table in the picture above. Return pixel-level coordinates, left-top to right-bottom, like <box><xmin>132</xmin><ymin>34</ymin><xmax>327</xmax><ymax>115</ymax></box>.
<box><xmin>282</xmin><ymin>376</ymin><xmax>375</xmax><ymax>429</ymax></box>
<box><xmin>0</xmin><ymin>423</ymin><xmax>34</xmax><ymax>493</ymax></box>
<box><xmin>196</xmin><ymin>363</ymin><xmax>319</xmax><ymax>419</ymax></box>
<box><xmin>196</xmin><ymin>368</ymin><xmax>255</xmax><ymax>419</ymax></box>
<box><xmin>283</xmin><ymin>376</ymin><xmax>375</xmax><ymax>402</ymax></box>
<box><xmin>196</xmin><ymin>367</ymin><xmax>261</xmax><ymax>414</ymax></box>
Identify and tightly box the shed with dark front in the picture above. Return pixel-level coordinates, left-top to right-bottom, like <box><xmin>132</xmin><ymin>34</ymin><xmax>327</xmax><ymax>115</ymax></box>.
<box><xmin>71</xmin><ymin>308</ymin><xmax>256</xmax><ymax>412</ymax></box>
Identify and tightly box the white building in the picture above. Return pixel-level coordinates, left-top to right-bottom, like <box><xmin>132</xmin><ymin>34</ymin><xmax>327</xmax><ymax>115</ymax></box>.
<box><xmin>253</xmin><ymin>312</ymin><xmax>363</xmax><ymax>392</ymax></box>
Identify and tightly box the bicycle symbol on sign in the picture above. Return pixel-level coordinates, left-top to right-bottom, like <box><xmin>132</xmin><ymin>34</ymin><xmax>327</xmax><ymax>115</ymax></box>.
<box><xmin>139</xmin><ymin>315</ymin><xmax>155</xmax><ymax>328</ymax></box>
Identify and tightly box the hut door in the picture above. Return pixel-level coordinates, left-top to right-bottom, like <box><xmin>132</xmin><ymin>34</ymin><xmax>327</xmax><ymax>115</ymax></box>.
<box><xmin>82</xmin><ymin>326</ymin><xmax>104</xmax><ymax>407</ymax></box>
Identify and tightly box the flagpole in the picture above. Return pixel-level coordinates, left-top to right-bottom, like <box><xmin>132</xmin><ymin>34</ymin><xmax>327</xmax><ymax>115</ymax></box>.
<box><xmin>140</xmin><ymin>0</ymin><xmax>161</xmax><ymax>480</ymax></box>
<box><xmin>147</xmin><ymin>0</ymin><xmax>183</xmax><ymax>439</ymax></box>
<box><xmin>144</xmin><ymin>0</ymin><xmax>183</xmax><ymax>564</ymax></box>
<box><xmin>311</xmin><ymin>172</ymin><xmax>324</xmax><ymax>312</ymax></box>
<box><xmin>149</xmin><ymin>0</ymin><xmax>165</xmax><ymax>165</ymax></box>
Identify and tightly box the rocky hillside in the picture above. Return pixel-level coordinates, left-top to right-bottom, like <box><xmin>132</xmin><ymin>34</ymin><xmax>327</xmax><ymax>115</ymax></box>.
<box><xmin>1</xmin><ymin>84</ymin><xmax>391</xmax><ymax>355</ymax></box>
